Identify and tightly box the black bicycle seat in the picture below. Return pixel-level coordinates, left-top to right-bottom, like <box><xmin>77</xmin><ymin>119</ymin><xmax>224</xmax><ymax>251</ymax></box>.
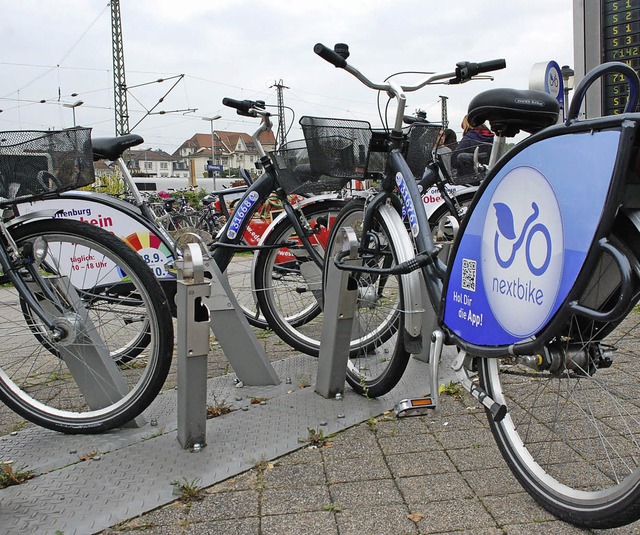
<box><xmin>92</xmin><ymin>134</ymin><xmax>144</xmax><ymax>161</ymax></box>
<box><xmin>468</xmin><ymin>88</ymin><xmax>560</xmax><ymax>137</ymax></box>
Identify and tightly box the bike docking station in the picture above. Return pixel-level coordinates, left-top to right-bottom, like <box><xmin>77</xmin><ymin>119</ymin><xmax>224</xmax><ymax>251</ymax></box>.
<box><xmin>0</xmin><ymin>230</ymin><xmax>456</xmax><ymax>535</ymax></box>
<box><xmin>173</xmin><ymin>226</ymin><xmax>371</xmax><ymax>449</ymax></box>
<box><xmin>174</xmin><ymin>241</ymin><xmax>280</xmax><ymax>448</ymax></box>
<box><xmin>314</xmin><ymin>226</ymin><xmax>447</xmax><ymax>417</ymax></box>
<box><xmin>315</xmin><ymin>226</ymin><xmax>361</xmax><ymax>398</ymax></box>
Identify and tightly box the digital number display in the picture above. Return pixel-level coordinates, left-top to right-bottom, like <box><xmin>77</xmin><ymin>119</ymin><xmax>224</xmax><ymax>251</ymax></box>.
<box><xmin>602</xmin><ymin>0</ymin><xmax>640</xmax><ymax>114</ymax></box>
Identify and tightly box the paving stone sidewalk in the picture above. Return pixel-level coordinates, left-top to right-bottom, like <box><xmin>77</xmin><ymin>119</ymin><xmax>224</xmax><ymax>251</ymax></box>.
<box><xmin>100</xmin><ymin>393</ymin><xmax>640</xmax><ymax>535</ymax></box>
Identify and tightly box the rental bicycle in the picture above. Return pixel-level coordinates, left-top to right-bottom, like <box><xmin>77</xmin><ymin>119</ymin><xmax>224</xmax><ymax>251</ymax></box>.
<box><xmin>315</xmin><ymin>41</ymin><xmax>640</xmax><ymax>528</ymax></box>
<box><xmin>201</xmin><ymin>98</ymin><xmax>349</xmax><ymax>334</ymax></box>
<box><xmin>257</xmin><ymin>116</ymin><xmax>483</xmax><ymax>361</ymax></box>
<box><xmin>0</xmin><ymin>128</ymin><xmax>174</xmax><ymax>434</ymax></box>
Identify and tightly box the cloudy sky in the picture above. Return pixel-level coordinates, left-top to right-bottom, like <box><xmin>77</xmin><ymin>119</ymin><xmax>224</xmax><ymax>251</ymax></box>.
<box><xmin>0</xmin><ymin>0</ymin><xmax>574</xmax><ymax>154</ymax></box>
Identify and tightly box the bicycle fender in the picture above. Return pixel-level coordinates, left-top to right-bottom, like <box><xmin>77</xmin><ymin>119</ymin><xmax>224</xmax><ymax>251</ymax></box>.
<box><xmin>5</xmin><ymin>208</ymin><xmax>61</xmax><ymax>228</ymax></box>
<box><xmin>377</xmin><ymin>203</ymin><xmax>424</xmax><ymax>351</ymax></box>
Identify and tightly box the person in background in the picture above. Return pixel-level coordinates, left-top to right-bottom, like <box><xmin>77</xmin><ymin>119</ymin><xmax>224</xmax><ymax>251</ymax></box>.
<box><xmin>436</xmin><ymin>128</ymin><xmax>458</xmax><ymax>173</ymax></box>
<box><xmin>453</xmin><ymin>115</ymin><xmax>494</xmax><ymax>176</ymax></box>
<box><xmin>438</xmin><ymin>128</ymin><xmax>458</xmax><ymax>149</ymax></box>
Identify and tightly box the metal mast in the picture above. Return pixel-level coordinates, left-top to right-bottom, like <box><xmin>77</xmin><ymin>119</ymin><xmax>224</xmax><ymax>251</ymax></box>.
<box><xmin>110</xmin><ymin>0</ymin><xmax>130</xmax><ymax>135</ymax></box>
<box><xmin>439</xmin><ymin>95</ymin><xmax>449</xmax><ymax>129</ymax></box>
<box><xmin>271</xmin><ymin>80</ymin><xmax>289</xmax><ymax>147</ymax></box>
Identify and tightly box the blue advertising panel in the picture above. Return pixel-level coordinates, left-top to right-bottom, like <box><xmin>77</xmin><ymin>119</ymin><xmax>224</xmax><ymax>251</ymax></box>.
<box><xmin>443</xmin><ymin>130</ymin><xmax>621</xmax><ymax>346</ymax></box>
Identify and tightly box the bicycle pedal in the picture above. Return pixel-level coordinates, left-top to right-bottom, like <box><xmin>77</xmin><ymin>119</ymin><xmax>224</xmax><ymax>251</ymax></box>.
<box><xmin>394</xmin><ymin>397</ymin><xmax>437</xmax><ymax>417</ymax></box>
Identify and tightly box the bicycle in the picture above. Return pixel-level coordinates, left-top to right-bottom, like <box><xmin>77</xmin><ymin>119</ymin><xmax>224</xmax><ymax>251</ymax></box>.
<box><xmin>0</xmin><ymin>128</ymin><xmax>174</xmax><ymax>434</ymax></box>
<box><xmin>315</xmin><ymin>42</ymin><xmax>640</xmax><ymax>528</ymax></box>
<box><xmin>148</xmin><ymin>188</ymin><xmax>198</xmax><ymax>233</ymax></box>
<box><xmin>259</xmin><ymin>91</ymin><xmax>487</xmax><ymax>366</ymax></box>
<box><xmin>198</xmin><ymin>98</ymin><xmax>349</xmax><ymax>335</ymax></box>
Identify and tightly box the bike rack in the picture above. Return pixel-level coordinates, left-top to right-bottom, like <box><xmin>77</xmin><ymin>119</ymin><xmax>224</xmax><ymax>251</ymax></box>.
<box><xmin>315</xmin><ymin>227</ymin><xmax>361</xmax><ymax>399</ymax></box>
<box><xmin>175</xmin><ymin>243</ymin><xmax>280</xmax><ymax>449</ymax></box>
<box><xmin>174</xmin><ymin>226</ymin><xmax>383</xmax><ymax>447</ymax></box>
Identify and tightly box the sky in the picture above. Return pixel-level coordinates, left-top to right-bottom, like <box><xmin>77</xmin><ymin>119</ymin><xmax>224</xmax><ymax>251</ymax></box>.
<box><xmin>0</xmin><ymin>0</ymin><xmax>575</xmax><ymax>155</ymax></box>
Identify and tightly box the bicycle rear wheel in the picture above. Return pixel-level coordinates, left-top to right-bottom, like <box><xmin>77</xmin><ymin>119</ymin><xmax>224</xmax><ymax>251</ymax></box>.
<box><xmin>0</xmin><ymin>218</ymin><xmax>173</xmax><ymax>433</ymax></box>
<box><xmin>254</xmin><ymin>200</ymin><xmax>346</xmax><ymax>344</ymax></box>
<box><xmin>478</xmin><ymin>231</ymin><xmax>640</xmax><ymax>528</ymax></box>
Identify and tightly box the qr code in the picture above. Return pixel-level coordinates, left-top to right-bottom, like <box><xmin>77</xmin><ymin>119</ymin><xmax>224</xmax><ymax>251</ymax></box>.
<box><xmin>461</xmin><ymin>258</ymin><xmax>476</xmax><ymax>292</ymax></box>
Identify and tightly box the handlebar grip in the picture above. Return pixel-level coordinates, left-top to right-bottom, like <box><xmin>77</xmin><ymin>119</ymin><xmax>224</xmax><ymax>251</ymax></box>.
<box><xmin>476</xmin><ymin>59</ymin><xmax>506</xmax><ymax>74</ymax></box>
<box><xmin>314</xmin><ymin>43</ymin><xmax>347</xmax><ymax>68</ymax></box>
<box><xmin>222</xmin><ymin>97</ymin><xmax>252</xmax><ymax>114</ymax></box>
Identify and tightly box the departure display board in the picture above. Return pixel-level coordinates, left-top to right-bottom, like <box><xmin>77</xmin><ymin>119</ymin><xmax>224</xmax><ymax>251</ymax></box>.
<box><xmin>602</xmin><ymin>0</ymin><xmax>640</xmax><ymax>114</ymax></box>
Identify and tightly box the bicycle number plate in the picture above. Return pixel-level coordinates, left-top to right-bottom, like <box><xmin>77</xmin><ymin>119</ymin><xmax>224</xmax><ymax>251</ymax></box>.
<box><xmin>443</xmin><ymin>129</ymin><xmax>621</xmax><ymax>346</ymax></box>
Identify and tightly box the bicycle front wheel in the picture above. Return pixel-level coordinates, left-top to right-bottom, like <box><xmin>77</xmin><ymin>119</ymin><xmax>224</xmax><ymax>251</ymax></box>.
<box><xmin>0</xmin><ymin>218</ymin><xmax>173</xmax><ymax>433</ymax></box>
<box><xmin>478</xmin><ymin>232</ymin><xmax>640</xmax><ymax>528</ymax></box>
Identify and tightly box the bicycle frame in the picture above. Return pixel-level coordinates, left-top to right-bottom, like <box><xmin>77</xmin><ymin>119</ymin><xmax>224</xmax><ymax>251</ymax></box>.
<box><xmin>318</xmin><ymin>44</ymin><xmax>640</xmax><ymax>358</ymax></box>
<box><xmin>211</xmin><ymin>102</ymin><xmax>340</xmax><ymax>276</ymax></box>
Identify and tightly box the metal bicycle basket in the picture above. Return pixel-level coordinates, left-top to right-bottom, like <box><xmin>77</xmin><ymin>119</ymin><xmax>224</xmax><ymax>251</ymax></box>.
<box><xmin>270</xmin><ymin>139</ymin><xmax>318</xmax><ymax>195</ymax></box>
<box><xmin>404</xmin><ymin>123</ymin><xmax>445</xmax><ymax>178</ymax></box>
<box><xmin>298</xmin><ymin>116</ymin><xmax>374</xmax><ymax>192</ymax></box>
<box><xmin>441</xmin><ymin>141</ymin><xmax>493</xmax><ymax>185</ymax></box>
<box><xmin>0</xmin><ymin>127</ymin><xmax>94</xmax><ymax>206</ymax></box>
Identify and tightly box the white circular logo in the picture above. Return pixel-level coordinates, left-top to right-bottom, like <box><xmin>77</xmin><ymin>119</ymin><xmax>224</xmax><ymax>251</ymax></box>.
<box><xmin>481</xmin><ymin>166</ymin><xmax>563</xmax><ymax>337</ymax></box>
<box><xmin>546</xmin><ymin>66</ymin><xmax>561</xmax><ymax>98</ymax></box>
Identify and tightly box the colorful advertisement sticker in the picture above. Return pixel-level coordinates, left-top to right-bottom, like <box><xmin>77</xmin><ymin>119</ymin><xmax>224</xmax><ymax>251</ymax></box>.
<box><xmin>18</xmin><ymin>196</ymin><xmax>176</xmax><ymax>284</ymax></box>
<box><xmin>443</xmin><ymin>129</ymin><xmax>621</xmax><ymax>346</ymax></box>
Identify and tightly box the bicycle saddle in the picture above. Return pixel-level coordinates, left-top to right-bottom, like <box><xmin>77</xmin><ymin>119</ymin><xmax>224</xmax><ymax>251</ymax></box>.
<box><xmin>92</xmin><ymin>134</ymin><xmax>144</xmax><ymax>161</ymax></box>
<box><xmin>467</xmin><ymin>88</ymin><xmax>560</xmax><ymax>137</ymax></box>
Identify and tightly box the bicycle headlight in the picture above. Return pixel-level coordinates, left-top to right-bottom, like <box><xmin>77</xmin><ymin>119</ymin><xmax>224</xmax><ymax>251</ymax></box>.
<box><xmin>31</xmin><ymin>237</ymin><xmax>48</xmax><ymax>264</ymax></box>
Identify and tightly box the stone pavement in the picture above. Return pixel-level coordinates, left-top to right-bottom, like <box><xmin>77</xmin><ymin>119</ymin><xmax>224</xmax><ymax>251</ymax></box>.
<box><xmin>99</xmin><ymin>392</ymin><xmax>640</xmax><ymax>535</ymax></box>
<box><xmin>3</xmin><ymin>325</ymin><xmax>640</xmax><ymax>535</ymax></box>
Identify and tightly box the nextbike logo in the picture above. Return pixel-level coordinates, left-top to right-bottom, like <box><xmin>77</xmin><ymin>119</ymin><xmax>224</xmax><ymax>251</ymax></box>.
<box><xmin>481</xmin><ymin>166</ymin><xmax>563</xmax><ymax>337</ymax></box>
<box><xmin>396</xmin><ymin>172</ymin><xmax>419</xmax><ymax>237</ymax></box>
<box><xmin>227</xmin><ymin>191</ymin><xmax>259</xmax><ymax>239</ymax></box>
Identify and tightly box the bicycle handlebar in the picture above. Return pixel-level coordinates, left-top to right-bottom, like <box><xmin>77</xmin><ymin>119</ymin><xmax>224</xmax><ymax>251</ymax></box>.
<box><xmin>222</xmin><ymin>98</ymin><xmax>267</xmax><ymax>117</ymax></box>
<box><xmin>313</xmin><ymin>42</ymin><xmax>505</xmax><ymax>91</ymax></box>
<box><xmin>314</xmin><ymin>42</ymin><xmax>505</xmax><ymax>133</ymax></box>
<box><xmin>222</xmin><ymin>97</ymin><xmax>271</xmax><ymax>159</ymax></box>
<box><xmin>451</xmin><ymin>59</ymin><xmax>507</xmax><ymax>84</ymax></box>
<box><xmin>313</xmin><ymin>43</ymin><xmax>347</xmax><ymax>68</ymax></box>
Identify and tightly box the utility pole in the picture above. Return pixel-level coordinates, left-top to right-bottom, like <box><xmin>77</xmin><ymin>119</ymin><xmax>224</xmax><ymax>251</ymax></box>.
<box><xmin>271</xmin><ymin>80</ymin><xmax>289</xmax><ymax>148</ymax></box>
<box><xmin>439</xmin><ymin>95</ymin><xmax>449</xmax><ymax>129</ymax></box>
<box><xmin>110</xmin><ymin>0</ymin><xmax>130</xmax><ymax>135</ymax></box>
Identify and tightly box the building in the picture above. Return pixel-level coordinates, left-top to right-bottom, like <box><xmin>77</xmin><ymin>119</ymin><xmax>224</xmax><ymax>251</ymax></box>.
<box><xmin>126</xmin><ymin>148</ymin><xmax>179</xmax><ymax>178</ymax></box>
<box><xmin>173</xmin><ymin>130</ymin><xmax>276</xmax><ymax>183</ymax></box>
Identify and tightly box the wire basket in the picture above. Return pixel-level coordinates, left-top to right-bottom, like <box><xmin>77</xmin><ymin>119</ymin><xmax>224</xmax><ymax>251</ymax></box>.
<box><xmin>270</xmin><ymin>139</ymin><xmax>322</xmax><ymax>195</ymax></box>
<box><xmin>440</xmin><ymin>141</ymin><xmax>493</xmax><ymax>185</ymax></box>
<box><xmin>0</xmin><ymin>128</ymin><xmax>94</xmax><ymax>205</ymax></box>
<box><xmin>404</xmin><ymin>123</ymin><xmax>445</xmax><ymax>178</ymax></box>
<box><xmin>300</xmin><ymin>116</ymin><xmax>373</xmax><ymax>190</ymax></box>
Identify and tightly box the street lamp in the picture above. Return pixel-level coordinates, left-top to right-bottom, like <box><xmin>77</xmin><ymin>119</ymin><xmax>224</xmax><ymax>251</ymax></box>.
<box><xmin>561</xmin><ymin>65</ymin><xmax>575</xmax><ymax>120</ymax></box>
<box><xmin>63</xmin><ymin>100</ymin><xmax>84</xmax><ymax>127</ymax></box>
<box><xmin>202</xmin><ymin>115</ymin><xmax>222</xmax><ymax>189</ymax></box>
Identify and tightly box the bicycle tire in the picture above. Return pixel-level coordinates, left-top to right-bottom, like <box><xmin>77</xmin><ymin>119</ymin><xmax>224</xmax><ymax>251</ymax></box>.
<box><xmin>478</xmin><ymin>230</ymin><xmax>640</xmax><ymax>528</ymax></box>
<box><xmin>254</xmin><ymin>199</ymin><xmax>347</xmax><ymax>350</ymax></box>
<box><xmin>0</xmin><ymin>218</ymin><xmax>173</xmax><ymax>433</ymax></box>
